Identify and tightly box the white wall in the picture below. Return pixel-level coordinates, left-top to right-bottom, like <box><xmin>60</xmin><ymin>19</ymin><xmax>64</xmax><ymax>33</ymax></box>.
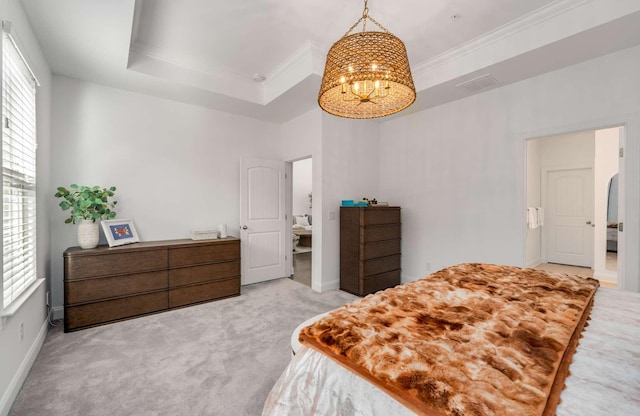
<box><xmin>292</xmin><ymin>158</ymin><xmax>312</xmax><ymax>216</ymax></box>
<box><xmin>379</xmin><ymin>45</ymin><xmax>640</xmax><ymax>291</ymax></box>
<box><xmin>49</xmin><ymin>76</ymin><xmax>281</xmax><ymax>315</ymax></box>
<box><xmin>279</xmin><ymin>109</ymin><xmax>322</xmax><ymax>289</ymax></box>
<box><xmin>539</xmin><ymin>131</ymin><xmax>595</xmax><ymax>167</ymax></box>
<box><xmin>279</xmin><ymin>109</ymin><xmax>321</xmax><ymax>162</ymax></box>
<box><xmin>0</xmin><ymin>0</ymin><xmax>52</xmax><ymax>414</ymax></box>
<box><xmin>594</xmin><ymin>127</ymin><xmax>620</xmax><ymax>282</ymax></box>
<box><xmin>278</xmin><ymin>109</ymin><xmax>380</xmax><ymax>292</ymax></box>
<box><xmin>379</xmin><ymin>94</ymin><xmax>523</xmax><ymax>280</ymax></box>
<box><xmin>320</xmin><ymin>113</ymin><xmax>379</xmax><ymax>291</ymax></box>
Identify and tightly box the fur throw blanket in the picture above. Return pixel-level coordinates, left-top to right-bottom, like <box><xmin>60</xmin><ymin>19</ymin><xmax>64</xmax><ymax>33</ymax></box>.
<box><xmin>299</xmin><ymin>263</ymin><xmax>599</xmax><ymax>416</ymax></box>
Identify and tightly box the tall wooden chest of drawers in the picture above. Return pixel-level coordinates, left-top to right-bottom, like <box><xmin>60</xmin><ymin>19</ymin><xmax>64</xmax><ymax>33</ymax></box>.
<box><xmin>64</xmin><ymin>238</ymin><xmax>240</xmax><ymax>332</ymax></box>
<box><xmin>340</xmin><ymin>206</ymin><xmax>401</xmax><ymax>296</ymax></box>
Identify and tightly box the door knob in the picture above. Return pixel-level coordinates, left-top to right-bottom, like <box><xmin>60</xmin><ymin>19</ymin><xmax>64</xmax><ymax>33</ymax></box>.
<box><xmin>242</xmin><ymin>225</ymin><xmax>248</xmax><ymax>230</ymax></box>
<box><xmin>585</xmin><ymin>221</ymin><xmax>591</xmax><ymax>225</ymax></box>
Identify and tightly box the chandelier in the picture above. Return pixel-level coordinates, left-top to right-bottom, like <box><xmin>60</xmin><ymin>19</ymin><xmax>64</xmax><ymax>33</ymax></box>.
<box><xmin>318</xmin><ymin>0</ymin><xmax>416</xmax><ymax>119</ymax></box>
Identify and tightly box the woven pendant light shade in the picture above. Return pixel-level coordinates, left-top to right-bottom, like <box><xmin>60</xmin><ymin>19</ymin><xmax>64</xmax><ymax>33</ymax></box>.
<box><xmin>318</xmin><ymin>5</ymin><xmax>416</xmax><ymax>119</ymax></box>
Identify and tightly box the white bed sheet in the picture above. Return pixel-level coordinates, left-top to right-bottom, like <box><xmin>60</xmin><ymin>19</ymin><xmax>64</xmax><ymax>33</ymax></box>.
<box><xmin>262</xmin><ymin>288</ymin><xmax>640</xmax><ymax>416</ymax></box>
<box><xmin>263</xmin><ymin>346</ymin><xmax>412</xmax><ymax>416</ymax></box>
<box><xmin>293</xmin><ymin>224</ymin><xmax>312</xmax><ymax>231</ymax></box>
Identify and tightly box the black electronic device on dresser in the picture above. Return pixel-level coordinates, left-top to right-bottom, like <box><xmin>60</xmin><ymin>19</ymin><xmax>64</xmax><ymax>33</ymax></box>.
<box><xmin>340</xmin><ymin>206</ymin><xmax>401</xmax><ymax>296</ymax></box>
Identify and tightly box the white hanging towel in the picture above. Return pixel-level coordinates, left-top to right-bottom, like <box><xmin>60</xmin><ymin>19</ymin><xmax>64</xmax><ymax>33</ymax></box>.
<box><xmin>536</xmin><ymin>207</ymin><xmax>544</xmax><ymax>227</ymax></box>
<box><xmin>527</xmin><ymin>207</ymin><xmax>544</xmax><ymax>229</ymax></box>
<box><xmin>527</xmin><ymin>208</ymin><xmax>537</xmax><ymax>229</ymax></box>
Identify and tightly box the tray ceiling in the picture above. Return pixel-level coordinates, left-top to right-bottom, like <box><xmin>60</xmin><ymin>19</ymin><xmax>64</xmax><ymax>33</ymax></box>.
<box><xmin>19</xmin><ymin>0</ymin><xmax>640</xmax><ymax>122</ymax></box>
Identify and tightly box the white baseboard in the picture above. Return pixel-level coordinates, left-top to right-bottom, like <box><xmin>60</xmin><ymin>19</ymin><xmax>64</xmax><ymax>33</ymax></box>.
<box><xmin>593</xmin><ymin>269</ymin><xmax>618</xmax><ymax>282</ymax></box>
<box><xmin>51</xmin><ymin>306</ymin><xmax>64</xmax><ymax>321</ymax></box>
<box><xmin>402</xmin><ymin>270</ymin><xmax>436</xmax><ymax>283</ymax></box>
<box><xmin>526</xmin><ymin>257</ymin><xmax>543</xmax><ymax>269</ymax></box>
<box><xmin>314</xmin><ymin>278</ymin><xmax>339</xmax><ymax>292</ymax></box>
<box><xmin>0</xmin><ymin>319</ymin><xmax>48</xmax><ymax>416</ymax></box>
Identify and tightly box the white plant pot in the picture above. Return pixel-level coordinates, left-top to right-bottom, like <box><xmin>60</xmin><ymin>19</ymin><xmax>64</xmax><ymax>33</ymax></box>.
<box><xmin>77</xmin><ymin>219</ymin><xmax>99</xmax><ymax>249</ymax></box>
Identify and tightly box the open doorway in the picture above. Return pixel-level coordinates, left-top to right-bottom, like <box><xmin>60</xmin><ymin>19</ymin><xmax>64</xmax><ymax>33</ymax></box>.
<box><xmin>606</xmin><ymin>172</ymin><xmax>619</xmax><ymax>272</ymax></box>
<box><xmin>526</xmin><ymin>127</ymin><xmax>622</xmax><ymax>288</ymax></box>
<box><xmin>289</xmin><ymin>157</ymin><xmax>312</xmax><ymax>287</ymax></box>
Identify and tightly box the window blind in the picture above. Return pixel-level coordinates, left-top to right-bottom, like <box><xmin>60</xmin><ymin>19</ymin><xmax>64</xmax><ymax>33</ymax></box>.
<box><xmin>2</xmin><ymin>30</ymin><xmax>37</xmax><ymax>308</ymax></box>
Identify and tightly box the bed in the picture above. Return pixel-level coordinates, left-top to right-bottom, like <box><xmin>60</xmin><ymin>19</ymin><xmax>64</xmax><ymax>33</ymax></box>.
<box><xmin>293</xmin><ymin>215</ymin><xmax>312</xmax><ymax>248</ymax></box>
<box><xmin>263</xmin><ymin>263</ymin><xmax>640</xmax><ymax>416</ymax></box>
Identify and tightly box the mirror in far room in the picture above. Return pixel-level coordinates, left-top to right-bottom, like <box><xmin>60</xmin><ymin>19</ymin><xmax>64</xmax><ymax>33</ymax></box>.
<box><xmin>605</xmin><ymin>173</ymin><xmax>618</xmax><ymax>271</ymax></box>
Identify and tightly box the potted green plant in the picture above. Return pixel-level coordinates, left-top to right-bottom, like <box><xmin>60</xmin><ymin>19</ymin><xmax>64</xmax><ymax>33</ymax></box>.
<box><xmin>54</xmin><ymin>184</ymin><xmax>117</xmax><ymax>249</ymax></box>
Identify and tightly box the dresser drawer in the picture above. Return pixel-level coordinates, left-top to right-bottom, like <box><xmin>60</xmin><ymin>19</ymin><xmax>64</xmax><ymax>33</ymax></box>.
<box><xmin>63</xmin><ymin>238</ymin><xmax>242</xmax><ymax>332</ymax></box>
<box><xmin>362</xmin><ymin>270</ymin><xmax>401</xmax><ymax>295</ymax></box>
<box><xmin>169</xmin><ymin>241</ymin><xmax>240</xmax><ymax>267</ymax></box>
<box><xmin>362</xmin><ymin>224</ymin><xmax>401</xmax><ymax>243</ymax></box>
<box><xmin>363</xmin><ymin>254</ymin><xmax>401</xmax><ymax>277</ymax></box>
<box><xmin>65</xmin><ymin>249</ymin><xmax>167</xmax><ymax>280</ymax></box>
<box><xmin>363</xmin><ymin>208</ymin><xmax>401</xmax><ymax>225</ymax></box>
<box><xmin>65</xmin><ymin>291</ymin><xmax>168</xmax><ymax>331</ymax></box>
<box><xmin>340</xmin><ymin>206</ymin><xmax>401</xmax><ymax>297</ymax></box>
<box><xmin>362</xmin><ymin>239</ymin><xmax>401</xmax><ymax>260</ymax></box>
<box><xmin>169</xmin><ymin>277</ymin><xmax>240</xmax><ymax>308</ymax></box>
<box><xmin>65</xmin><ymin>271</ymin><xmax>168</xmax><ymax>304</ymax></box>
<box><xmin>169</xmin><ymin>261</ymin><xmax>240</xmax><ymax>287</ymax></box>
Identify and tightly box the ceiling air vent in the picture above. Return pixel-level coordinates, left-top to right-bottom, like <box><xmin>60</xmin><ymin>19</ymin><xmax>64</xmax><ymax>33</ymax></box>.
<box><xmin>456</xmin><ymin>74</ymin><xmax>500</xmax><ymax>93</ymax></box>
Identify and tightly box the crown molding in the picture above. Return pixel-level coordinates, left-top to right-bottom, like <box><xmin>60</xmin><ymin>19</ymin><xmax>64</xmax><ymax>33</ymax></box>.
<box><xmin>412</xmin><ymin>0</ymin><xmax>593</xmax><ymax>77</ymax></box>
<box><xmin>127</xmin><ymin>45</ymin><xmax>262</xmax><ymax>104</ymax></box>
<box><xmin>128</xmin><ymin>40</ymin><xmax>326</xmax><ymax>106</ymax></box>
<box><xmin>410</xmin><ymin>0</ymin><xmax>640</xmax><ymax>90</ymax></box>
<box><xmin>263</xmin><ymin>41</ymin><xmax>325</xmax><ymax>104</ymax></box>
<box><xmin>129</xmin><ymin>43</ymin><xmax>252</xmax><ymax>83</ymax></box>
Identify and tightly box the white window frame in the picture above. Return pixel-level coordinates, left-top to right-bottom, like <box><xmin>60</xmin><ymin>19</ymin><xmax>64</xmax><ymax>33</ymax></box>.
<box><xmin>1</xmin><ymin>21</ymin><xmax>41</xmax><ymax>317</ymax></box>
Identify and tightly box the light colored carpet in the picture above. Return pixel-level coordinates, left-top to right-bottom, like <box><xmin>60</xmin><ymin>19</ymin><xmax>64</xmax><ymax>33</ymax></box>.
<box><xmin>10</xmin><ymin>278</ymin><xmax>357</xmax><ymax>416</ymax></box>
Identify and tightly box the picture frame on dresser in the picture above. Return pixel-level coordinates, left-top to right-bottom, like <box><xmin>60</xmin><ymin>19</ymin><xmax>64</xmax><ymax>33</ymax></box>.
<box><xmin>101</xmin><ymin>218</ymin><xmax>140</xmax><ymax>247</ymax></box>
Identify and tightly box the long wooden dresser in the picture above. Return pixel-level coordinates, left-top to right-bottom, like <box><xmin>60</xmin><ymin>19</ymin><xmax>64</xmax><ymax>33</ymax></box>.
<box><xmin>64</xmin><ymin>238</ymin><xmax>240</xmax><ymax>332</ymax></box>
<box><xmin>340</xmin><ymin>206</ymin><xmax>401</xmax><ymax>296</ymax></box>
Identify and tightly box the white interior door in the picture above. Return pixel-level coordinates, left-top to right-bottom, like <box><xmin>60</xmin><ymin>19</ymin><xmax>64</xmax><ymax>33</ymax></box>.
<box><xmin>240</xmin><ymin>157</ymin><xmax>286</xmax><ymax>285</ymax></box>
<box><xmin>546</xmin><ymin>168</ymin><xmax>594</xmax><ymax>267</ymax></box>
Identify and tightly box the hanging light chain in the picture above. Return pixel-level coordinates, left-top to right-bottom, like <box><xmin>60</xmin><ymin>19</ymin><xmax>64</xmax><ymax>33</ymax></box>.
<box><xmin>344</xmin><ymin>16</ymin><xmax>365</xmax><ymax>37</ymax></box>
<box><xmin>342</xmin><ymin>0</ymin><xmax>389</xmax><ymax>37</ymax></box>
<box><xmin>362</xmin><ymin>0</ymin><xmax>368</xmax><ymax>32</ymax></box>
<box><xmin>366</xmin><ymin>14</ymin><xmax>389</xmax><ymax>33</ymax></box>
